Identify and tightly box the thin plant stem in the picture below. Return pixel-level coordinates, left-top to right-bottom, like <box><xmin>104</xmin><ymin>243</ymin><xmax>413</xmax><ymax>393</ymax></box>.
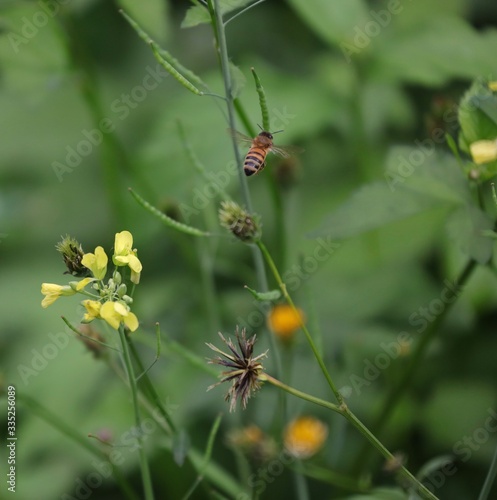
<box><xmin>118</xmin><ymin>326</ymin><xmax>154</xmax><ymax>500</ymax></box>
<box><xmin>256</xmin><ymin>240</ymin><xmax>344</xmax><ymax>405</ymax></box>
<box><xmin>354</xmin><ymin>257</ymin><xmax>478</xmax><ymax>472</ymax></box>
<box><xmin>478</xmin><ymin>440</ymin><xmax>497</xmax><ymax>500</ymax></box>
<box><xmin>263</xmin><ymin>375</ymin><xmax>438</xmax><ymax>500</ymax></box>
<box><xmin>207</xmin><ymin>0</ymin><xmax>283</xmax><ymax>384</ymax></box>
<box><xmin>16</xmin><ymin>392</ymin><xmax>139</xmax><ymax>500</ymax></box>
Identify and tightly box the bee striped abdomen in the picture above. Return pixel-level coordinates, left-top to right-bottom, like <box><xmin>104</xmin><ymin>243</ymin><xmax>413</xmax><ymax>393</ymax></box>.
<box><xmin>244</xmin><ymin>147</ymin><xmax>267</xmax><ymax>176</ymax></box>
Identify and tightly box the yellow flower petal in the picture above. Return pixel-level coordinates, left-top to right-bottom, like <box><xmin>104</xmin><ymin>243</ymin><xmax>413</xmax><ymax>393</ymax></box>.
<box><xmin>41</xmin><ymin>283</ymin><xmax>76</xmax><ymax>308</ymax></box>
<box><xmin>74</xmin><ymin>277</ymin><xmax>95</xmax><ymax>291</ymax></box>
<box><xmin>124</xmin><ymin>311</ymin><xmax>139</xmax><ymax>332</ymax></box>
<box><xmin>100</xmin><ymin>301</ymin><xmax>121</xmax><ymax>330</ymax></box>
<box><xmin>489</xmin><ymin>81</ymin><xmax>497</xmax><ymax>92</ymax></box>
<box><xmin>470</xmin><ymin>139</ymin><xmax>497</xmax><ymax>165</ymax></box>
<box><xmin>114</xmin><ymin>231</ymin><xmax>133</xmax><ymax>255</ymax></box>
<box><xmin>284</xmin><ymin>416</ymin><xmax>328</xmax><ymax>459</ymax></box>
<box><xmin>82</xmin><ymin>300</ymin><xmax>101</xmax><ymax>322</ymax></box>
<box><xmin>82</xmin><ymin>246</ymin><xmax>108</xmax><ymax>280</ymax></box>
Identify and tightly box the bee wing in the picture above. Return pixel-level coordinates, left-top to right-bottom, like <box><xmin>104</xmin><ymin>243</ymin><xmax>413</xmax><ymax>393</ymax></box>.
<box><xmin>228</xmin><ymin>129</ymin><xmax>254</xmax><ymax>146</ymax></box>
<box><xmin>270</xmin><ymin>144</ymin><xmax>304</xmax><ymax>158</ymax></box>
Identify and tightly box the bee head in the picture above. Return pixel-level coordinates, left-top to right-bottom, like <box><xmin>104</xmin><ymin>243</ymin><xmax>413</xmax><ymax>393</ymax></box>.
<box><xmin>259</xmin><ymin>131</ymin><xmax>273</xmax><ymax>140</ymax></box>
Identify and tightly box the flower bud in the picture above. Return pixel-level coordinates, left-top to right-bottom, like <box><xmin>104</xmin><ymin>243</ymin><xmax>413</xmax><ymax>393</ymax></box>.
<box><xmin>219</xmin><ymin>201</ymin><xmax>261</xmax><ymax>243</ymax></box>
<box><xmin>56</xmin><ymin>235</ymin><xmax>88</xmax><ymax>277</ymax></box>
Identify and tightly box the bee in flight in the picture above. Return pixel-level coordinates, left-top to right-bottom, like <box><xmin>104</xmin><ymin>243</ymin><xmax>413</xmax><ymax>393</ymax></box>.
<box><xmin>230</xmin><ymin>128</ymin><xmax>301</xmax><ymax>176</ymax></box>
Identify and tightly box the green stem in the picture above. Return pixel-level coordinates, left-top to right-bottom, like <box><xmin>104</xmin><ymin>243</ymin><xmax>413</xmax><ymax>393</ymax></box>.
<box><xmin>207</xmin><ymin>0</ymin><xmax>283</xmax><ymax>385</ymax></box>
<box><xmin>263</xmin><ymin>375</ymin><xmax>438</xmax><ymax>500</ymax></box>
<box><xmin>127</xmin><ymin>338</ymin><xmax>177</xmax><ymax>435</ymax></box>
<box><xmin>257</xmin><ymin>240</ymin><xmax>344</xmax><ymax>405</ymax></box>
<box><xmin>118</xmin><ymin>326</ymin><xmax>154</xmax><ymax>500</ymax></box>
<box><xmin>478</xmin><ymin>439</ymin><xmax>497</xmax><ymax>500</ymax></box>
<box><xmin>17</xmin><ymin>392</ymin><xmax>139</xmax><ymax>500</ymax></box>
<box><xmin>355</xmin><ymin>257</ymin><xmax>477</xmax><ymax>472</ymax></box>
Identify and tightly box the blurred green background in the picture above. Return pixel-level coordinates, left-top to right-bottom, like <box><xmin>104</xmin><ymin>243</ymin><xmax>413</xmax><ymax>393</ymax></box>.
<box><xmin>2</xmin><ymin>0</ymin><xmax>497</xmax><ymax>498</ymax></box>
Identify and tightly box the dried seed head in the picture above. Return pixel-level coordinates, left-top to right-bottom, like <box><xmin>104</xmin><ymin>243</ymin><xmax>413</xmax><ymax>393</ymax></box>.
<box><xmin>206</xmin><ymin>327</ymin><xmax>267</xmax><ymax>412</ymax></box>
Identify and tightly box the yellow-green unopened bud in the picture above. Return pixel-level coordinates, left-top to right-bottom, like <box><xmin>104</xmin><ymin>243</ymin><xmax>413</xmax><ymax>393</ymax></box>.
<box><xmin>219</xmin><ymin>201</ymin><xmax>261</xmax><ymax>243</ymax></box>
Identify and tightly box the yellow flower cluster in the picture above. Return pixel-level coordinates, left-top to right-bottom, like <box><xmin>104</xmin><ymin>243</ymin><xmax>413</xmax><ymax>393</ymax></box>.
<box><xmin>41</xmin><ymin>231</ymin><xmax>141</xmax><ymax>332</ymax></box>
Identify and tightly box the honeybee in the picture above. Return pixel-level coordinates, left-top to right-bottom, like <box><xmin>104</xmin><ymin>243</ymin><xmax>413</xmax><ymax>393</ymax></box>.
<box><xmin>230</xmin><ymin>128</ymin><xmax>301</xmax><ymax>176</ymax></box>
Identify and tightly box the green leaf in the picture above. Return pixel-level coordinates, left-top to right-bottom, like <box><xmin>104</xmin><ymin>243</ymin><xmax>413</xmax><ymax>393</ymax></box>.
<box><xmin>374</xmin><ymin>18</ymin><xmax>497</xmax><ymax>86</ymax></box>
<box><xmin>310</xmin><ymin>182</ymin><xmax>440</xmax><ymax>240</ymax></box>
<box><xmin>244</xmin><ymin>285</ymin><xmax>281</xmax><ymax>302</ymax></box>
<box><xmin>181</xmin><ymin>5</ymin><xmax>210</xmax><ymax>28</ymax></box>
<box><xmin>286</xmin><ymin>0</ymin><xmax>369</xmax><ymax>47</ymax></box>
<box><xmin>459</xmin><ymin>80</ymin><xmax>497</xmax><ymax>148</ymax></box>
<box><xmin>181</xmin><ymin>0</ymin><xmax>254</xmax><ymax>28</ymax></box>
<box><xmin>116</xmin><ymin>0</ymin><xmax>169</xmax><ymax>41</ymax></box>
<box><xmin>229</xmin><ymin>62</ymin><xmax>246</xmax><ymax>99</ymax></box>
<box><xmin>384</xmin><ymin>148</ymin><xmax>471</xmax><ymax>204</ymax></box>
<box><xmin>446</xmin><ymin>205</ymin><xmax>494</xmax><ymax>264</ymax></box>
<box><xmin>311</xmin><ymin>148</ymin><xmax>472</xmax><ymax>241</ymax></box>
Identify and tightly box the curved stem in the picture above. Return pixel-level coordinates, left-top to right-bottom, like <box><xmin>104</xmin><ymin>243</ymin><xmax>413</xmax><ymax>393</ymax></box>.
<box><xmin>478</xmin><ymin>439</ymin><xmax>497</xmax><ymax>500</ymax></box>
<box><xmin>263</xmin><ymin>375</ymin><xmax>438</xmax><ymax>500</ymax></box>
<box><xmin>257</xmin><ymin>240</ymin><xmax>344</xmax><ymax>405</ymax></box>
<box><xmin>118</xmin><ymin>326</ymin><xmax>154</xmax><ymax>500</ymax></box>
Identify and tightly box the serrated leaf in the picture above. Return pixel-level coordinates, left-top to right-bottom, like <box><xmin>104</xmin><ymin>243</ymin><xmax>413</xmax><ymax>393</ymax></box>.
<box><xmin>385</xmin><ymin>148</ymin><xmax>471</xmax><ymax>204</ymax></box>
<box><xmin>310</xmin><ymin>182</ymin><xmax>441</xmax><ymax>240</ymax></box>
<box><xmin>244</xmin><ymin>286</ymin><xmax>281</xmax><ymax>302</ymax></box>
<box><xmin>446</xmin><ymin>205</ymin><xmax>494</xmax><ymax>264</ymax></box>
<box><xmin>229</xmin><ymin>62</ymin><xmax>246</xmax><ymax>99</ymax></box>
<box><xmin>181</xmin><ymin>5</ymin><xmax>210</xmax><ymax>28</ymax></box>
<box><xmin>312</xmin><ymin>148</ymin><xmax>472</xmax><ymax>240</ymax></box>
<box><xmin>116</xmin><ymin>0</ymin><xmax>169</xmax><ymax>41</ymax></box>
<box><xmin>287</xmin><ymin>0</ymin><xmax>368</xmax><ymax>47</ymax></box>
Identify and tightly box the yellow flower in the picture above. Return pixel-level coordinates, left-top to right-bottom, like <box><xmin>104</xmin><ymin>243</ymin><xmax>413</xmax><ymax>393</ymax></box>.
<box><xmin>113</xmin><ymin>231</ymin><xmax>142</xmax><ymax>284</ymax></box>
<box><xmin>284</xmin><ymin>416</ymin><xmax>328</xmax><ymax>459</ymax></box>
<box><xmin>469</xmin><ymin>139</ymin><xmax>497</xmax><ymax>165</ymax></box>
<box><xmin>100</xmin><ymin>301</ymin><xmax>139</xmax><ymax>332</ymax></box>
<box><xmin>41</xmin><ymin>283</ymin><xmax>76</xmax><ymax>308</ymax></box>
<box><xmin>82</xmin><ymin>300</ymin><xmax>102</xmax><ymax>322</ymax></box>
<box><xmin>82</xmin><ymin>246</ymin><xmax>108</xmax><ymax>280</ymax></box>
<box><xmin>489</xmin><ymin>81</ymin><xmax>497</xmax><ymax>92</ymax></box>
<box><xmin>267</xmin><ymin>304</ymin><xmax>306</xmax><ymax>340</ymax></box>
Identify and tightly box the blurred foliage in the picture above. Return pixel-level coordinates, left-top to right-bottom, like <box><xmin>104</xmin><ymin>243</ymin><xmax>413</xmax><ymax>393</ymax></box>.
<box><xmin>1</xmin><ymin>0</ymin><xmax>497</xmax><ymax>499</ymax></box>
